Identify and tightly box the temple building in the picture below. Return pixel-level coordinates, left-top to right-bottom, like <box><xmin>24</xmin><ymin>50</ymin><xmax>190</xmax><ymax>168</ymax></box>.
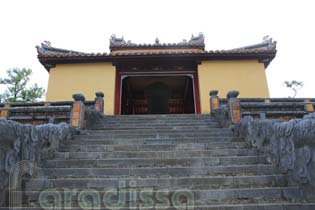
<box><xmin>36</xmin><ymin>33</ymin><xmax>277</xmax><ymax>115</ymax></box>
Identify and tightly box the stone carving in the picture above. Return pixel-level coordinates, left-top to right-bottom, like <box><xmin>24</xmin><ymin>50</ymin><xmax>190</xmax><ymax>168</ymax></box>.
<box><xmin>235</xmin><ymin>113</ymin><xmax>315</xmax><ymax>187</ymax></box>
<box><xmin>0</xmin><ymin>118</ymin><xmax>75</xmax><ymax>206</ymax></box>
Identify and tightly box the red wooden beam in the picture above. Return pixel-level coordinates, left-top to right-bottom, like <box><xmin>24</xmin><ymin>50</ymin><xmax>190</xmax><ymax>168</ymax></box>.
<box><xmin>114</xmin><ymin>70</ymin><xmax>121</xmax><ymax>115</ymax></box>
<box><xmin>193</xmin><ymin>73</ymin><xmax>201</xmax><ymax>114</ymax></box>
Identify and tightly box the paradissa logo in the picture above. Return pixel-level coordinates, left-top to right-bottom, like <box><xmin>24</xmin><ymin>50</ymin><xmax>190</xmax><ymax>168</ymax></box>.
<box><xmin>38</xmin><ymin>180</ymin><xmax>195</xmax><ymax>210</ymax></box>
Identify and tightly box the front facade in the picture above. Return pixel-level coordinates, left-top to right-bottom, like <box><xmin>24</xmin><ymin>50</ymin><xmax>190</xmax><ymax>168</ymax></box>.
<box><xmin>37</xmin><ymin>34</ymin><xmax>276</xmax><ymax>115</ymax></box>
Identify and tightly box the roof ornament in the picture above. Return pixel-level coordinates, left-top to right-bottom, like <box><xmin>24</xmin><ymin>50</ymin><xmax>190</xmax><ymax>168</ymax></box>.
<box><xmin>263</xmin><ymin>35</ymin><xmax>277</xmax><ymax>50</ymax></box>
<box><xmin>188</xmin><ymin>32</ymin><xmax>205</xmax><ymax>45</ymax></box>
<box><xmin>263</xmin><ymin>35</ymin><xmax>273</xmax><ymax>44</ymax></box>
<box><xmin>155</xmin><ymin>37</ymin><xmax>160</xmax><ymax>45</ymax></box>
<box><xmin>110</xmin><ymin>34</ymin><xmax>126</xmax><ymax>46</ymax></box>
<box><xmin>43</xmin><ymin>41</ymin><xmax>52</xmax><ymax>47</ymax></box>
<box><xmin>36</xmin><ymin>41</ymin><xmax>52</xmax><ymax>54</ymax></box>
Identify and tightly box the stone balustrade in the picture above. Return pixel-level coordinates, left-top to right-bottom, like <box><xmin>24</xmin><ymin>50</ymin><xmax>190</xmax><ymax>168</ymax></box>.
<box><xmin>0</xmin><ymin>91</ymin><xmax>106</xmax><ymax>206</ymax></box>
<box><xmin>210</xmin><ymin>90</ymin><xmax>315</xmax><ymax>122</ymax></box>
<box><xmin>210</xmin><ymin>90</ymin><xmax>315</xmax><ymax>196</ymax></box>
<box><xmin>0</xmin><ymin>92</ymin><xmax>105</xmax><ymax>126</ymax></box>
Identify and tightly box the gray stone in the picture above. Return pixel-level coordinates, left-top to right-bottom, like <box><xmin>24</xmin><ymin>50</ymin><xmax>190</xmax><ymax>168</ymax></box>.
<box><xmin>72</xmin><ymin>93</ymin><xmax>85</xmax><ymax>102</ymax></box>
<box><xmin>209</xmin><ymin>90</ymin><xmax>219</xmax><ymax>96</ymax></box>
<box><xmin>226</xmin><ymin>90</ymin><xmax>239</xmax><ymax>99</ymax></box>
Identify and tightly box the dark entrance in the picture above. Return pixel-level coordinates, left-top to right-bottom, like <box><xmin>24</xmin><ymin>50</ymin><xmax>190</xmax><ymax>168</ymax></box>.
<box><xmin>121</xmin><ymin>76</ymin><xmax>195</xmax><ymax>115</ymax></box>
<box><xmin>145</xmin><ymin>82</ymin><xmax>170</xmax><ymax>114</ymax></box>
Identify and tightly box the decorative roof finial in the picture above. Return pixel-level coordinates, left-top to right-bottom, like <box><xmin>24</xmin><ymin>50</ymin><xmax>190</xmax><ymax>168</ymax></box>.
<box><xmin>110</xmin><ymin>34</ymin><xmax>126</xmax><ymax>46</ymax></box>
<box><xmin>155</xmin><ymin>37</ymin><xmax>160</xmax><ymax>44</ymax></box>
<box><xmin>263</xmin><ymin>35</ymin><xmax>277</xmax><ymax>50</ymax></box>
<box><xmin>263</xmin><ymin>35</ymin><xmax>272</xmax><ymax>44</ymax></box>
<box><xmin>43</xmin><ymin>41</ymin><xmax>51</xmax><ymax>47</ymax></box>
<box><xmin>188</xmin><ymin>33</ymin><xmax>205</xmax><ymax>45</ymax></box>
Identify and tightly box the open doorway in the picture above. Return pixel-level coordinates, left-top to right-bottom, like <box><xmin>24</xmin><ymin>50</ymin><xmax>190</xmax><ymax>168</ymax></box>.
<box><xmin>121</xmin><ymin>76</ymin><xmax>195</xmax><ymax>114</ymax></box>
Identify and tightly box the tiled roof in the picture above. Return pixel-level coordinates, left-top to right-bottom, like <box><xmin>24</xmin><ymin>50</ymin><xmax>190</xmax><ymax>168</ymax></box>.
<box><xmin>36</xmin><ymin>35</ymin><xmax>277</xmax><ymax>71</ymax></box>
<box><xmin>109</xmin><ymin>33</ymin><xmax>205</xmax><ymax>51</ymax></box>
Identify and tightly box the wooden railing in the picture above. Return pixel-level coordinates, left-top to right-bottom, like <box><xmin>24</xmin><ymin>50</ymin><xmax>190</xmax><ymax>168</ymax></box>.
<box><xmin>168</xmin><ymin>99</ymin><xmax>184</xmax><ymax>114</ymax></box>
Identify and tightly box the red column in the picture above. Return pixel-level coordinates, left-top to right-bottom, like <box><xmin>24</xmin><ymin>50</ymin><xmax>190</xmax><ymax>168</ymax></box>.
<box><xmin>193</xmin><ymin>73</ymin><xmax>201</xmax><ymax>114</ymax></box>
<box><xmin>114</xmin><ymin>70</ymin><xmax>121</xmax><ymax>115</ymax></box>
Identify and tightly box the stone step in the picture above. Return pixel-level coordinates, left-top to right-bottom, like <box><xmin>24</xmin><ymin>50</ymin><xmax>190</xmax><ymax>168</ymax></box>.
<box><xmin>87</xmin><ymin>128</ymin><xmax>231</xmax><ymax>135</ymax></box>
<box><xmin>103</xmin><ymin>113</ymin><xmax>212</xmax><ymax>118</ymax></box>
<box><xmin>98</xmin><ymin>114</ymin><xmax>216</xmax><ymax>121</ymax></box>
<box><xmin>43</xmin><ymin>164</ymin><xmax>278</xmax><ymax>178</ymax></box>
<box><xmin>93</xmin><ymin>121</ymin><xmax>218</xmax><ymax>127</ymax></box>
<box><xmin>54</xmin><ymin>149</ymin><xmax>258</xmax><ymax>159</ymax></box>
<box><xmin>91</xmin><ymin>124</ymin><xmax>221</xmax><ymax>130</ymax></box>
<box><xmin>94</xmin><ymin>119</ymin><xmax>218</xmax><ymax>124</ymax></box>
<box><xmin>63</xmin><ymin>137</ymin><xmax>243</xmax><ymax>145</ymax></box>
<box><xmin>18</xmin><ymin>187</ymin><xmax>304</xmax><ymax>205</ymax></box>
<box><xmin>59</xmin><ymin>142</ymin><xmax>249</xmax><ymax>152</ymax></box>
<box><xmin>45</xmin><ymin>156</ymin><xmax>266</xmax><ymax>168</ymax></box>
<box><xmin>27</xmin><ymin>175</ymin><xmax>288</xmax><ymax>190</ymax></box>
<box><xmin>96</xmin><ymin>116</ymin><xmax>217</xmax><ymax>120</ymax></box>
<box><xmin>74</xmin><ymin>132</ymin><xmax>235</xmax><ymax>140</ymax></box>
<box><xmin>2</xmin><ymin>203</ymin><xmax>315</xmax><ymax>210</ymax></box>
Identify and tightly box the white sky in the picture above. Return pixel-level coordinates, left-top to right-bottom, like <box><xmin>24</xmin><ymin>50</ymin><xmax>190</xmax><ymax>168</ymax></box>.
<box><xmin>0</xmin><ymin>0</ymin><xmax>314</xmax><ymax>98</ymax></box>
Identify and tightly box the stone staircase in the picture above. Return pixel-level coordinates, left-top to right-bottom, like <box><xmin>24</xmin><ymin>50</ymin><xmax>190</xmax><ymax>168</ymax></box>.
<box><xmin>16</xmin><ymin>115</ymin><xmax>315</xmax><ymax>209</ymax></box>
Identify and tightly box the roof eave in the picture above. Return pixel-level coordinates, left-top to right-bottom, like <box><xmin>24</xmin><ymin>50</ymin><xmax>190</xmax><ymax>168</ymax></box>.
<box><xmin>38</xmin><ymin>51</ymin><xmax>276</xmax><ymax>72</ymax></box>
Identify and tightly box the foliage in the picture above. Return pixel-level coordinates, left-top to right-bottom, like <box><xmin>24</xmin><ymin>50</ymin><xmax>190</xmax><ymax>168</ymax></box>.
<box><xmin>283</xmin><ymin>80</ymin><xmax>304</xmax><ymax>98</ymax></box>
<box><xmin>0</xmin><ymin>68</ymin><xmax>45</xmax><ymax>102</ymax></box>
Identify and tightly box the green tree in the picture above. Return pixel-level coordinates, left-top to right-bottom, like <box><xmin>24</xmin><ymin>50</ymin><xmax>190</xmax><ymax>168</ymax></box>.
<box><xmin>283</xmin><ymin>80</ymin><xmax>304</xmax><ymax>98</ymax></box>
<box><xmin>0</xmin><ymin>68</ymin><xmax>45</xmax><ymax>102</ymax></box>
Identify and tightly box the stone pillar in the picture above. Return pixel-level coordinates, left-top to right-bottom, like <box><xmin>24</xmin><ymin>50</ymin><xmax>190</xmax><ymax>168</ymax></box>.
<box><xmin>209</xmin><ymin>90</ymin><xmax>220</xmax><ymax>113</ymax></box>
<box><xmin>94</xmin><ymin>92</ymin><xmax>104</xmax><ymax>113</ymax></box>
<box><xmin>71</xmin><ymin>94</ymin><xmax>86</xmax><ymax>129</ymax></box>
<box><xmin>0</xmin><ymin>104</ymin><xmax>10</xmax><ymax>118</ymax></box>
<box><xmin>304</xmin><ymin>99</ymin><xmax>314</xmax><ymax>112</ymax></box>
<box><xmin>227</xmin><ymin>91</ymin><xmax>241</xmax><ymax>124</ymax></box>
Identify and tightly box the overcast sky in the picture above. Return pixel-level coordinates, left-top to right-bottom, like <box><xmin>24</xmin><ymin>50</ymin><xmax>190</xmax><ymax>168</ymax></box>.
<box><xmin>0</xmin><ymin>0</ymin><xmax>314</xmax><ymax>98</ymax></box>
